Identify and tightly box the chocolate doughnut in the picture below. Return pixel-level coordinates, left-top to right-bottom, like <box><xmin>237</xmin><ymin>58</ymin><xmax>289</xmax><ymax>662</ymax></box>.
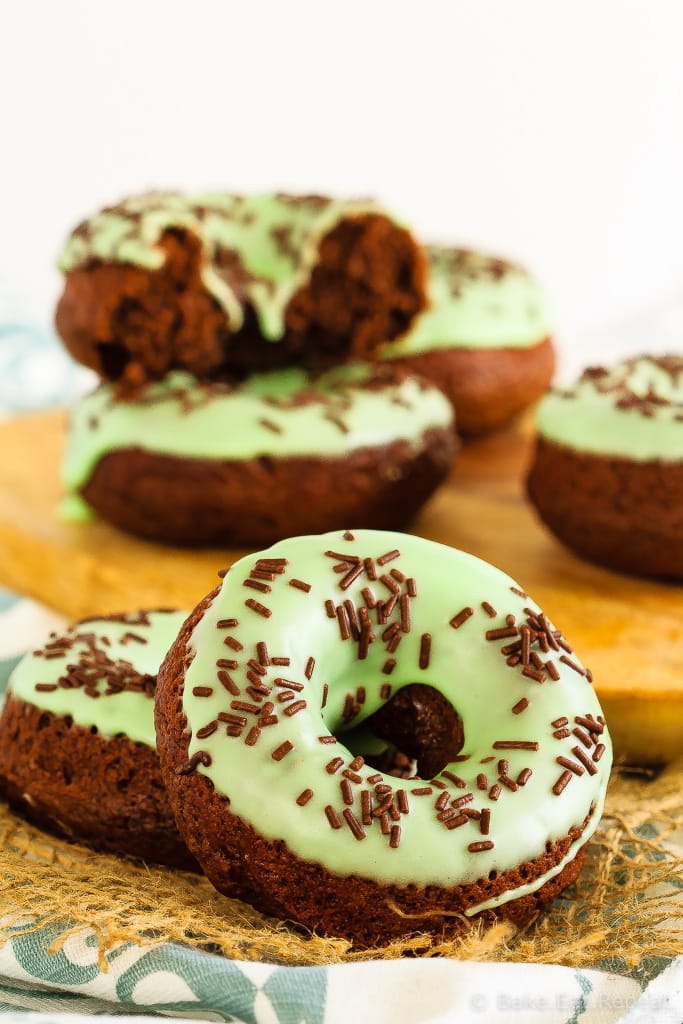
<box><xmin>155</xmin><ymin>529</ymin><xmax>612</xmax><ymax>946</ymax></box>
<box><xmin>63</xmin><ymin>365</ymin><xmax>456</xmax><ymax>547</ymax></box>
<box><xmin>527</xmin><ymin>354</ymin><xmax>683</xmax><ymax>579</ymax></box>
<box><xmin>56</xmin><ymin>192</ymin><xmax>426</xmax><ymax>392</ymax></box>
<box><xmin>0</xmin><ymin>610</ymin><xmax>196</xmax><ymax>869</ymax></box>
<box><xmin>380</xmin><ymin>246</ymin><xmax>555</xmax><ymax>435</ymax></box>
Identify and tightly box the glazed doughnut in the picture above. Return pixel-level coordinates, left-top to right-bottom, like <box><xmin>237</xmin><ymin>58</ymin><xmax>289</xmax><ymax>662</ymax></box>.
<box><xmin>379</xmin><ymin>246</ymin><xmax>555</xmax><ymax>435</ymax></box>
<box><xmin>0</xmin><ymin>610</ymin><xmax>196</xmax><ymax>869</ymax></box>
<box><xmin>63</xmin><ymin>365</ymin><xmax>456</xmax><ymax>547</ymax></box>
<box><xmin>528</xmin><ymin>354</ymin><xmax>683</xmax><ymax>580</ymax></box>
<box><xmin>55</xmin><ymin>192</ymin><xmax>426</xmax><ymax>392</ymax></box>
<box><xmin>155</xmin><ymin>529</ymin><xmax>611</xmax><ymax>946</ymax></box>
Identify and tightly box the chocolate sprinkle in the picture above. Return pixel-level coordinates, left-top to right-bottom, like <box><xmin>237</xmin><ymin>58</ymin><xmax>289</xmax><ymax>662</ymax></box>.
<box><xmin>340</xmin><ymin>779</ymin><xmax>354</xmax><ymax>805</ymax></box>
<box><xmin>284</xmin><ymin>700</ymin><xmax>307</xmax><ymax>717</ymax></box>
<box><xmin>441</xmin><ymin>769</ymin><xmax>466</xmax><ymax>788</ymax></box>
<box><xmin>297</xmin><ymin>789</ymin><xmax>314</xmax><ymax>806</ymax></box>
<box><xmin>216</xmin><ymin>658</ymin><xmax>238</xmax><ymax>670</ymax></box>
<box><xmin>377</xmin><ymin>549</ymin><xmax>400</xmax><ymax>566</ymax></box>
<box><xmin>493</xmin><ymin>741</ymin><xmax>539</xmax><ymax>751</ymax></box>
<box><xmin>364</xmin><ymin>558</ymin><xmax>377</xmax><ymax>580</ymax></box>
<box><xmin>176</xmin><ymin>750</ymin><xmax>212</xmax><ymax>775</ymax></box>
<box><xmin>575</xmin><ymin>715</ymin><xmax>604</xmax><ymax>734</ymax></box>
<box><xmin>289</xmin><ymin>579</ymin><xmax>312</xmax><ymax>593</ymax></box>
<box><xmin>272</xmin><ymin>740</ymin><xmax>294</xmax><ymax>761</ymax></box>
<box><xmin>572</xmin><ymin>746</ymin><xmax>598</xmax><ymax>775</ymax></box>
<box><xmin>419</xmin><ymin>633</ymin><xmax>431</xmax><ymax>670</ymax></box>
<box><xmin>336</xmin><ymin>605</ymin><xmax>351</xmax><ymax>641</ymax></box>
<box><xmin>552</xmin><ymin>770</ymin><xmax>572</xmax><ymax>795</ymax></box>
<box><xmin>244</xmin><ymin>598</ymin><xmax>272</xmax><ymax>618</ymax></box>
<box><xmin>196</xmin><ymin>721</ymin><xmax>218</xmax><ymax>739</ymax></box>
<box><xmin>340</xmin><ymin>564</ymin><xmax>364</xmax><ymax>590</ymax></box>
<box><xmin>325</xmin><ymin>806</ymin><xmax>342</xmax><ymax>829</ymax></box>
<box><xmin>274</xmin><ymin>678</ymin><xmax>304</xmax><ymax>691</ymax></box>
<box><xmin>450</xmin><ymin>607</ymin><xmax>474</xmax><ymax>629</ymax></box>
<box><xmin>243</xmin><ymin>579</ymin><xmax>271</xmax><ymax>594</ymax></box>
<box><xmin>343</xmin><ymin>808</ymin><xmax>366</xmax><ymax>840</ymax></box>
<box><xmin>512</xmin><ymin>698</ymin><xmax>530</xmax><ymax>715</ymax></box>
<box><xmin>256</xmin><ymin>642</ymin><xmax>270</xmax><ymax>666</ymax></box>
<box><xmin>223</xmin><ymin>636</ymin><xmax>243</xmax><ymax>652</ymax></box>
<box><xmin>486</xmin><ymin>625</ymin><xmax>518</xmax><ymax>641</ymax></box>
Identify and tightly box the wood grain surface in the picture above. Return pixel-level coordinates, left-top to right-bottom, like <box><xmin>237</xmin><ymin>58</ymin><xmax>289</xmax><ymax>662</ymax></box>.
<box><xmin>0</xmin><ymin>409</ymin><xmax>680</xmax><ymax>764</ymax></box>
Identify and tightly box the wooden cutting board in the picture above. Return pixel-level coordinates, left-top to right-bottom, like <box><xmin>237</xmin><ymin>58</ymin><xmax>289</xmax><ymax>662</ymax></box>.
<box><xmin>0</xmin><ymin>409</ymin><xmax>680</xmax><ymax>764</ymax></box>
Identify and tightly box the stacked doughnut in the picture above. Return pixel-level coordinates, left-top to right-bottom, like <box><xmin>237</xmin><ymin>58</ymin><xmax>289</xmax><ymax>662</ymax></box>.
<box><xmin>56</xmin><ymin>192</ymin><xmax>457</xmax><ymax>545</ymax></box>
<box><xmin>0</xmin><ymin>530</ymin><xmax>612</xmax><ymax>946</ymax></box>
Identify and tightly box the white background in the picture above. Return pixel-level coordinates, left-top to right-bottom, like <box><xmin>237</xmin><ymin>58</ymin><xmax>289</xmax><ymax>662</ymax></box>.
<box><xmin>2</xmin><ymin>0</ymin><xmax>683</xmax><ymax>372</ymax></box>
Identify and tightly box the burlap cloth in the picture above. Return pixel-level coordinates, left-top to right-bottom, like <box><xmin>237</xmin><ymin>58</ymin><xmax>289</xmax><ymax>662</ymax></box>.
<box><xmin>0</xmin><ymin>761</ymin><xmax>681</xmax><ymax>975</ymax></box>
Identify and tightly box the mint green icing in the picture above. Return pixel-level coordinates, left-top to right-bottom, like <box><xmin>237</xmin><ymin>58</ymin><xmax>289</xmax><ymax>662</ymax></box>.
<box><xmin>59</xmin><ymin>494</ymin><xmax>96</xmax><ymax>523</ymax></box>
<box><xmin>537</xmin><ymin>355</ymin><xmax>683</xmax><ymax>461</ymax></box>
<box><xmin>183</xmin><ymin>529</ymin><xmax>611</xmax><ymax>894</ymax></box>
<box><xmin>8</xmin><ymin>611</ymin><xmax>187</xmax><ymax>745</ymax></box>
<box><xmin>63</xmin><ymin>367</ymin><xmax>454</xmax><ymax>499</ymax></box>
<box><xmin>382</xmin><ymin>246</ymin><xmax>551</xmax><ymax>357</ymax></box>
<box><xmin>58</xmin><ymin>193</ymin><xmax>391</xmax><ymax>341</ymax></box>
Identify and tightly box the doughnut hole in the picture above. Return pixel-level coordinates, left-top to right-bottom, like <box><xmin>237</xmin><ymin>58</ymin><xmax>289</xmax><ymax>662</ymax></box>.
<box><xmin>348</xmin><ymin>683</ymin><xmax>464</xmax><ymax>780</ymax></box>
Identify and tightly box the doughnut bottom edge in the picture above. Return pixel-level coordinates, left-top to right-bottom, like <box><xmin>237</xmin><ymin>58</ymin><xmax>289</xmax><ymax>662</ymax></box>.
<box><xmin>0</xmin><ymin>695</ymin><xmax>197</xmax><ymax>871</ymax></box>
<box><xmin>81</xmin><ymin>428</ymin><xmax>456</xmax><ymax>547</ymax></box>
<box><xmin>528</xmin><ymin>438</ymin><xmax>683</xmax><ymax>580</ymax></box>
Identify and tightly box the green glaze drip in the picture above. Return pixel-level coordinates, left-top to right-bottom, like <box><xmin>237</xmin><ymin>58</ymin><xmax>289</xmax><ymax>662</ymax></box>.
<box><xmin>8</xmin><ymin>611</ymin><xmax>187</xmax><ymax>745</ymax></box>
<box><xmin>59</xmin><ymin>494</ymin><xmax>96</xmax><ymax>523</ymax></box>
<box><xmin>62</xmin><ymin>367</ymin><xmax>453</xmax><ymax>498</ymax></box>
<box><xmin>183</xmin><ymin>529</ymin><xmax>611</xmax><ymax>893</ymax></box>
<box><xmin>58</xmin><ymin>192</ymin><xmax>391</xmax><ymax>341</ymax></box>
<box><xmin>382</xmin><ymin>246</ymin><xmax>551</xmax><ymax>357</ymax></box>
<box><xmin>537</xmin><ymin>355</ymin><xmax>683</xmax><ymax>461</ymax></box>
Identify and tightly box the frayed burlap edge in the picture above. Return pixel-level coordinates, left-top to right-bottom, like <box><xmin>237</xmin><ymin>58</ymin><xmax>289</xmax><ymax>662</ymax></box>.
<box><xmin>0</xmin><ymin>763</ymin><xmax>681</xmax><ymax>970</ymax></box>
